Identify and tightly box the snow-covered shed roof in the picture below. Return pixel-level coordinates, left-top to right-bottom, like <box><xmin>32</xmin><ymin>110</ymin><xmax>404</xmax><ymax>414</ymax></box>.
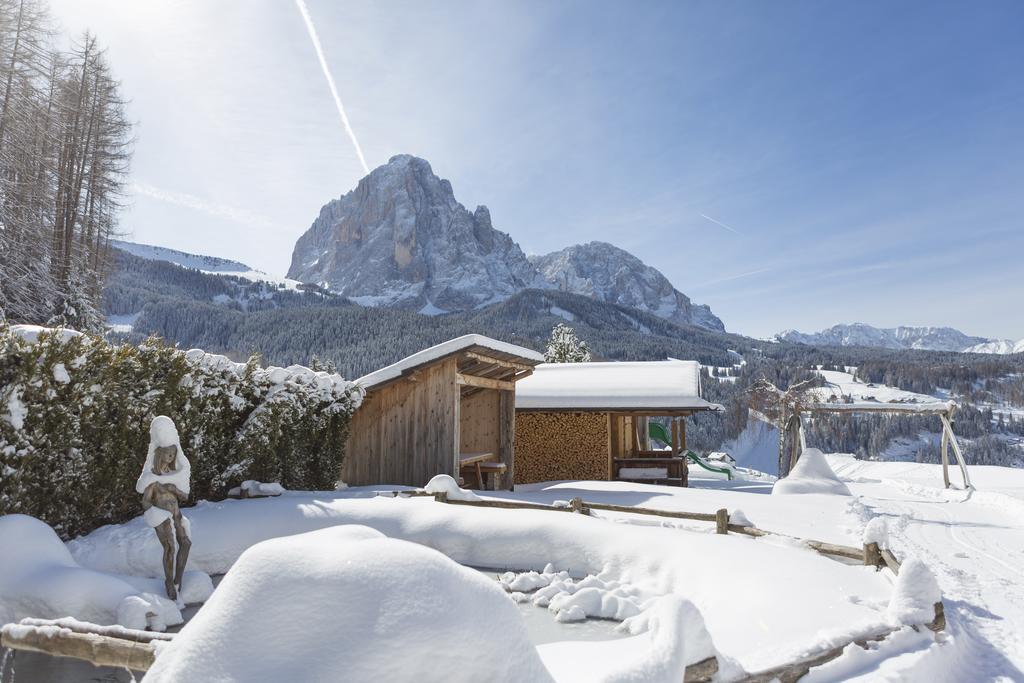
<box><xmin>515</xmin><ymin>360</ymin><xmax>720</xmax><ymax>412</ymax></box>
<box><xmin>356</xmin><ymin>334</ymin><xmax>544</xmax><ymax>391</ymax></box>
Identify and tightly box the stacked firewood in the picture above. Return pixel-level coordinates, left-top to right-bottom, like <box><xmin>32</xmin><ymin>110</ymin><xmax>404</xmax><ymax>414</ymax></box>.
<box><xmin>514</xmin><ymin>412</ymin><xmax>609</xmax><ymax>484</ymax></box>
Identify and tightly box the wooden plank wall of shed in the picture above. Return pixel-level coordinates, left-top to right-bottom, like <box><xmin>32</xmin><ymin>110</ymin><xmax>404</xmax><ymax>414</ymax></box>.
<box><xmin>609</xmin><ymin>414</ymin><xmax>638</xmax><ymax>458</ymax></box>
<box><xmin>459</xmin><ymin>388</ymin><xmax>516</xmax><ymax>489</ymax></box>
<box><xmin>342</xmin><ymin>357</ymin><xmax>459</xmax><ymax>486</ymax></box>
<box><xmin>460</xmin><ymin>390</ymin><xmax>500</xmax><ymax>457</ymax></box>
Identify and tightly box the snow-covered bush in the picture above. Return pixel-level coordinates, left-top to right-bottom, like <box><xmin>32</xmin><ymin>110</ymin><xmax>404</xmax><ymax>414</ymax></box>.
<box><xmin>0</xmin><ymin>324</ymin><xmax>363</xmax><ymax>538</ymax></box>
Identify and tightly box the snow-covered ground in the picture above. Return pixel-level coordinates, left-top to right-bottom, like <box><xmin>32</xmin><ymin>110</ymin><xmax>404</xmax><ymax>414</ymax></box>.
<box><xmin>4</xmin><ymin>459</ymin><xmax>1024</xmax><ymax>681</ymax></box>
<box><xmin>812</xmin><ymin>369</ymin><xmax>937</xmax><ymax>405</ymax></box>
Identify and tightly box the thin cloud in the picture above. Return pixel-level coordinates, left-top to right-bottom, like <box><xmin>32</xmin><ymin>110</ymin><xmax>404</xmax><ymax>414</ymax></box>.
<box><xmin>699</xmin><ymin>266</ymin><xmax>772</xmax><ymax>287</ymax></box>
<box><xmin>131</xmin><ymin>182</ymin><xmax>280</xmax><ymax>229</ymax></box>
<box><xmin>699</xmin><ymin>213</ymin><xmax>742</xmax><ymax>235</ymax></box>
<box><xmin>295</xmin><ymin>0</ymin><xmax>371</xmax><ymax>175</ymax></box>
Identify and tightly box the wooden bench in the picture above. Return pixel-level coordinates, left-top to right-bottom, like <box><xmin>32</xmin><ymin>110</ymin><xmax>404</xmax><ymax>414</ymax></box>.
<box><xmin>459</xmin><ymin>451</ymin><xmax>507</xmax><ymax>490</ymax></box>
<box><xmin>613</xmin><ymin>456</ymin><xmax>688</xmax><ymax>487</ymax></box>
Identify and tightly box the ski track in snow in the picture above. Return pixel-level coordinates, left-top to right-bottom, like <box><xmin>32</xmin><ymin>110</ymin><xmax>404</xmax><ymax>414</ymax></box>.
<box><xmin>854</xmin><ymin>478</ymin><xmax>1024</xmax><ymax>680</ymax></box>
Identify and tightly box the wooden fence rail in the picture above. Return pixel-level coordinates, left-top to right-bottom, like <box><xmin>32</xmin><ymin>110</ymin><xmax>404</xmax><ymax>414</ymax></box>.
<box><xmin>1</xmin><ymin>622</ymin><xmax>157</xmax><ymax>671</ymax></box>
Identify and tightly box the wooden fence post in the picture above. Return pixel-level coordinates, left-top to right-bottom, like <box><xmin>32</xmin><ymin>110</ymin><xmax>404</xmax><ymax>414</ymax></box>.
<box><xmin>715</xmin><ymin>508</ymin><xmax>729</xmax><ymax>534</ymax></box>
<box><xmin>863</xmin><ymin>542</ymin><xmax>882</xmax><ymax>568</ymax></box>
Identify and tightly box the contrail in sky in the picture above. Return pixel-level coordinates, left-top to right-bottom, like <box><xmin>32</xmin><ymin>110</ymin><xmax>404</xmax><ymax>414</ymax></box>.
<box><xmin>699</xmin><ymin>213</ymin><xmax>742</xmax><ymax>235</ymax></box>
<box><xmin>131</xmin><ymin>182</ymin><xmax>280</xmax><ymax>229</ymax></box>
<box><xmin>295</xmin><ymin>0</ymin><xmax>371</xmax><ymax>175</ymax></box>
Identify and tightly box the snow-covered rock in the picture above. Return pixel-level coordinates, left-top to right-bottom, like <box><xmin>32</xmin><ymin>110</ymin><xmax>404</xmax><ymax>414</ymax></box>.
<box><xmin>775</xmin><ymin>323</ymin><xmax>991</xmax><ymax>352</ymax></box>
<box><xmin>772</xmin><ymin>448</ymin><xmax>852</xmax><ymax>496</ymax></box>
<box><xmin>531</xmin><ymin>242</ymin><xmax>724</xmax><ymax>331</ymax></box>
<box><xmin>287</xmin><ymin>155</ymin><xmax>545</xmax><ymax>312</ymax></box>
<box><xmin>143</xmin><ymin>525</ymin><xmax>555</xmax><ymax>683</ymax></box>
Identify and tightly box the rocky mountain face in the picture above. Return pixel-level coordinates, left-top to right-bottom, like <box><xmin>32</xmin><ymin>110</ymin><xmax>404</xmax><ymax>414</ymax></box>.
<box><xmin>775</xmin><ymin>323</ymin><xmax>992</xmax><ymax>352</ymax></box>
<box><xmin>287</xmin><ymin>155</ymin><xmax>543</xmax><ymax>313</ymax></box>
<box><xmin>288</xmin><ymin>155</ymin><xmax>725</xmax><ymax>331</ymax></box>
<box><xmin>531</xmin><ymin>242</ymin><xmax>724</xmax><ymax>331</ymax></box>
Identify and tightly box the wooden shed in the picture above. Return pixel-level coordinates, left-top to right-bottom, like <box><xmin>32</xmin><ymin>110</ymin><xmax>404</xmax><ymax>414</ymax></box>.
<box><xmin>342</xmin><ymin>335</ymin><xmax>544</xmax><ymax>489</ymax></box>
<box><xmin>513</xmin><ymin>360</ymin><xmax>721</xmax><ymax>486</ymax></box>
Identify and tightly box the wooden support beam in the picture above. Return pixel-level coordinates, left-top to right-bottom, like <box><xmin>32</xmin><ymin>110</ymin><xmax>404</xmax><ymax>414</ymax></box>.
<box><xmin>456</xmin><ymin>373</ymin><xmax>516</xmax><ymax>392</ymax></box>
<box><xmin>880</xmin><ymin>548</ymin><xmax>901</xmax><ymax>574</ymax></box>
<box><xmin>940</xmin><ymin>426</ymin><xmax>951</xmax><ymax>489</ymax></box>
<box><xmin>939</xmin><ymin>414</ymin><xmax>972</xmax><ymax>489</ymax></box>
<box><xmin>463</xmin><ymin>351</ymin><xmax>535</xmax><ymax>373</ymax></box>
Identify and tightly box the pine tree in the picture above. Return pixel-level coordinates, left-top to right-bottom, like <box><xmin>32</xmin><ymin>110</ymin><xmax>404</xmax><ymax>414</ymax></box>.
<box><xmin>544</xmin><ymin>323</ymin><xmax>591</xmax><ymax>363</ymax></box>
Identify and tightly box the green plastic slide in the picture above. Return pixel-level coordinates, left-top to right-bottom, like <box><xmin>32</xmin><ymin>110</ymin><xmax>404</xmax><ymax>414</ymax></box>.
<box><xmin>647</xmin><ymin>422</ymin><xmax>733</xmax><ymax>480</ymax></box>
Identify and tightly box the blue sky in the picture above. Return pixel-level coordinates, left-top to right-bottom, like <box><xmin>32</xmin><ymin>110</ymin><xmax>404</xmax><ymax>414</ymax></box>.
<box><xmin>49</xmin><ymin>0</ymin><xmax>1024</xmax><ymax>340</ymax></box>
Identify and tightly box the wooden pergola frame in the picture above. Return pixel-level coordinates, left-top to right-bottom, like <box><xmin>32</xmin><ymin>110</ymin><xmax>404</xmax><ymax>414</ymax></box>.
<box><xmin>794</xmin><ymin>402</ymin><xmax>972</xmax><ymax>489</ymax></box>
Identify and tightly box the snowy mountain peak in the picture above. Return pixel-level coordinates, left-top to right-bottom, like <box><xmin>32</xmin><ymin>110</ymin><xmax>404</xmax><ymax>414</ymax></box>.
<box><xmin>287</xmin><ymin>155</ymin><xmax>544</xmax><ymax>313</ymax></box>
<box><xmin>775</xmin><ymin>323</ymin><xmax>995</xmax><ymax>353</ymax></box>
<box><xmin>286</xmin><ymin>155</ymin><xmax>725</xmax><ymax>330</ymax></box>
<box><xmin>963</xmin><ymin>338</ymin><xmax>1024</xmax><ymax>355</ymax></box>
<box><xmin>530</xmin><ymin>241</ymin><xmax>724</xmax><ymax>331</ymax></box>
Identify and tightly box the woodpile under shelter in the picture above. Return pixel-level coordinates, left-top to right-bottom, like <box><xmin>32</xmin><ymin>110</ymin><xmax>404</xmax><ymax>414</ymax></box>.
<box><xmin>343</xmin><ymin>335</ymin><xmax>544</xmax><ymax>490</ymax></box>
<box><xmin>513</xmin><ymin>360</ymin><xmax>721</xmax><ymax>486</ymax></box>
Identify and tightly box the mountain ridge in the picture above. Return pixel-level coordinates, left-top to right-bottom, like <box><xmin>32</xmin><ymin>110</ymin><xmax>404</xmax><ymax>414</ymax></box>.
<box><xmin>774</xmin><ymin>323</ymin><xmax>1019</xmax><ymax>354</ymax></box>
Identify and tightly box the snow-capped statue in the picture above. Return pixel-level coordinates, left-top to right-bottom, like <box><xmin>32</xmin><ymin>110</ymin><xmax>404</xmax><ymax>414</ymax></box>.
<box><xmin>136</xmin><ymin>415</ymin><xmax>192</xmax><ymax>600</ymax></box>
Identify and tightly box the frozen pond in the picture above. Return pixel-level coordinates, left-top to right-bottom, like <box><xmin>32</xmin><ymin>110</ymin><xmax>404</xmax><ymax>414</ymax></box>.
<box><xmin>474</xmin><ymin>568</ymin><xmax>627</xmax><ymax>645</ymax></box>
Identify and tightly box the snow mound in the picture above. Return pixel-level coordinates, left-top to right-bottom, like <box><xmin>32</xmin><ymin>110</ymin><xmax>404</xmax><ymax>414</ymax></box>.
<box><xmin>538</xmin><ymin>596</ymin><xmax>729</xmax><ymax>683</ymax></box>
<box><xmin>729</xmin><ymin>509</ymin><xmax>753</xmax><ymax>527</ymax></box>
<box><xmin>862</xmin><ymin>517</ymin><xmax>889</xmax><ymax>545</ymax></box>
<box><xmin>772</xmin><ymin>448</ymin><xmax>852</xmax><ymax>496</ymax></box>
<box><xmin>143</xmin><ymin>525</ymin><xmax>554</xmax><ymax>682</ymax></box>
<box><xmin>887</xmin><ymin>558</ymin><xmax>941</xmax><ymax>625</ymax></box>
<box><xmin>0</xmin><ymin>514</ymin><xmax>202</xmax><ymax>631</ymax></box>
<box><xmin>227</xmin><ymin>480</ymin><xmax>285</xmax><ymax>497</ymax></box>
<box><xmin>424</xmin><ymin>473</ymin><xmax>482</xmax><ymax>500</ymax></box>
<box><xmin>8</xmin><ymin>324</ymin><xmax>83</xmax><ymax>343</ymax></box>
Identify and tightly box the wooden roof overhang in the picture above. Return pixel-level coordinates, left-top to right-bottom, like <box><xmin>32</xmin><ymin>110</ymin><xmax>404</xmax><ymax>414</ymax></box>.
<box><xmin>362</xmin><ymin>343</ymin><xmax>542</xmax><ymax>398</ymax></box>
<box><xmin>514</xmin><ymin>407</ymin><xmax>710</xmax><ymax>416</ymax></box>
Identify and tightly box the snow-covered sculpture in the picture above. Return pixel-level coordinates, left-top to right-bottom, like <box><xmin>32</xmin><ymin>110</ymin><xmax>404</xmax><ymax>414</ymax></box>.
<box><xmin>136</xmin><ymin>416</ymin><xmax>192</xmax><ymax>600</ymax></box>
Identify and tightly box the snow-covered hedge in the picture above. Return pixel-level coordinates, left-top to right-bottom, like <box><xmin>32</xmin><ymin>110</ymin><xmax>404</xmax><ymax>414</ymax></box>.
<box><xmin>0</xmin><ymin>324</ymin><xmax>363</xmax><ymax>538</ymax></box>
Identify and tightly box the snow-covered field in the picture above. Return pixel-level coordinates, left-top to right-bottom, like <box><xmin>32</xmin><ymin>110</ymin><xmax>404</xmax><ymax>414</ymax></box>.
<box><xmin>4</xmin><ymin>459</ymin><xmax>1024</xmax><ymax>681</ymax></box>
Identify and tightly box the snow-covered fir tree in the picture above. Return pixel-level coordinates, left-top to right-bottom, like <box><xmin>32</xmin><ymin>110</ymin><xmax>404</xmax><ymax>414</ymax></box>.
<box><xmin>544</xmin><ymin>323</ymin><xmax>591</xmax><ymax>363</ymax></box>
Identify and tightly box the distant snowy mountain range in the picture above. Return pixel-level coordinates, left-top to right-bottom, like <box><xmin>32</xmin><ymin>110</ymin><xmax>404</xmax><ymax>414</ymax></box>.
<box><xmin>113</xmin><ymin>155</ymin><xmax>1020</xmax><ymax>355</ymax></box>
<box><xmin>776</xmin><ymin>323</ymin><xmax>1024</xmax><ymax>355</ymax></box>
<box><xmin>287</xmin><ymin>154</ymin><xmax>724</xmax><ymax>331</ymax></box>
